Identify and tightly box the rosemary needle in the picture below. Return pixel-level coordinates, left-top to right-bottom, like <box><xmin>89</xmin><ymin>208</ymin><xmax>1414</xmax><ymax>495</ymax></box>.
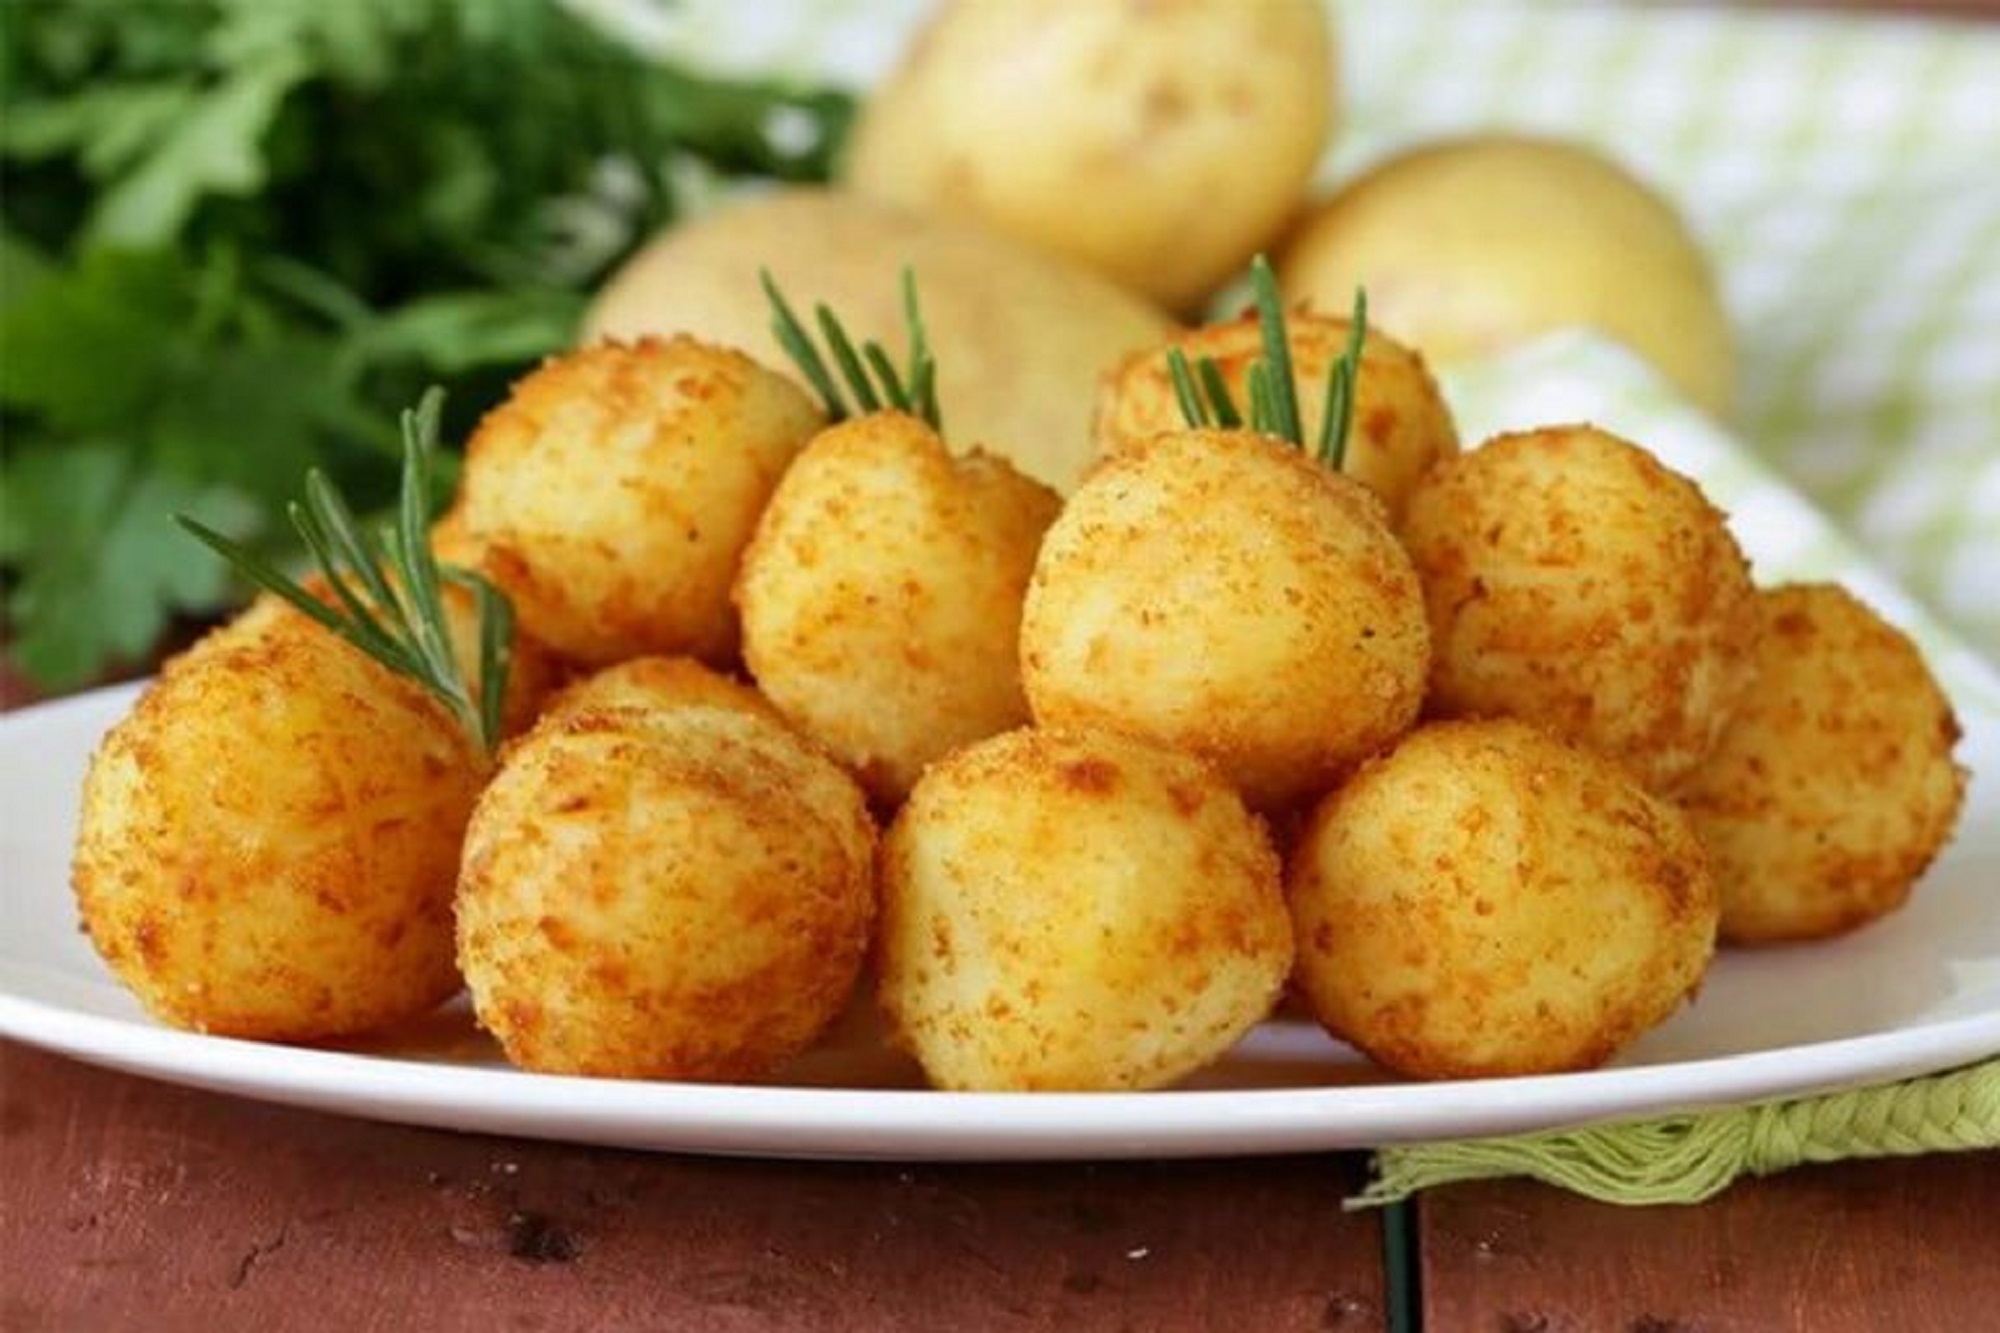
<box><xmin>762</xmin><ymin>266</ymin><xmax>943</xmax><ymax>432</ymax></box>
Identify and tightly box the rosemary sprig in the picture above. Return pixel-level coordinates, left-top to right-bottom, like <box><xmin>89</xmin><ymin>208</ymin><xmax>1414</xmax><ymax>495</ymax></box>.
<box><xmin>761</xmin><ymin>267</ymin><xmax>942</xmax><ymax>432</ymax></box>
<box><xmin>176</xmin><ymin>389</ymin><xmax>514</xmax><ymax>758</ymax></box>
<box><xmin>1166</xmin><ymin>255</ymin><xmax>1368</xmax><ymax>470</ymax></box>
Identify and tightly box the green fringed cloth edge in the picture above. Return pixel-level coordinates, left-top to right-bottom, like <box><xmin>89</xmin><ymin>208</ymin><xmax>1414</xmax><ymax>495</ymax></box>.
<box><xmin>1347</xmin><ymin>1056</ymin><xmax>2000</xmax><ymax>1208</ymax></box>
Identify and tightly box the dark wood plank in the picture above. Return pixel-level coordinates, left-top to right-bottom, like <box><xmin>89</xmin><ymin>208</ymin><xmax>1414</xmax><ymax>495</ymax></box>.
<box><xmin>0</xmin><ymin>1041</ymin><xmax>1385</xmax><ymax>1333</ymax></box>
<box><xmin>1417</xmin><ymin>1151</ymin><xmax>2000</xmax><ymax>1332</ymax></box>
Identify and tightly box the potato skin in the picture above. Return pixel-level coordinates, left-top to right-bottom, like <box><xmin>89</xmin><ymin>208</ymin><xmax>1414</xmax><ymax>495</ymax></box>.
<box><xmin>879</xmin><ymin>726</ymin><xmax>1292</xmax><ymax>1091</ymax></box>
<box><xmin>581</xmin><ymin>187</ymin><xmax>1172</xmax><ymax>494</ymax></box>
<box><xmin>456</xmin><ymin>704</ymin><xmax>877</xmax><ymax>1080</ymax></box>
<box><xmin>1278</xmin><ymin>134</ymin><xmax>1736</xmax><ymax>417</ymax></box>
<box><xmin>1094</xmin><ymin>310</ymin><xmax>1460</xmax><ymax>523</ymax></box>
<box><xmin>1289</xmin><ymin>719</ymin><xmax>1718</xmax><ymax>1079</ymax></box>
<box><xmin>1400</xmin><ymin>423</ymin><xmax>1758</xmax><ymax>791</ymax></box>
<box><xmin>456</xmin><ymin>335</ymin><xmax>822</xmax><ymax>667</ymax></box>
<box><xmin>1021</xmin><ymin>428</ymin><xmax>1429</xmax><ymax>808</ymax></box>
<box><xmin>72</xmin><ymin>604</ymin><xmax>485</xmax><ymax>1041</ymax></box>
<box><xmin>844</xmin><ymin>0</ymin><xmax>1333</xmax><ymax>315</ymax></box>
<box><xmin>736</xmin><ymin>412</ymin><xmax>1061</xmax><ymax>805</ymax></box>
<box><xmin>1677</xmin><ymin>584</ymin><xmax>1968</xmax><ymax>944</ymax></box>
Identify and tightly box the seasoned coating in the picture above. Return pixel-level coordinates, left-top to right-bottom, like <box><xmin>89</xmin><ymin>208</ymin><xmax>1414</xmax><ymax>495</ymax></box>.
<box><xmin>736</xmin><ymin>413</ymin><xmax>1062</xmax><ymax>805</ymax></box>
<box><xmin>71</xmin><ymin>603</ymin><xmax>485</xmax><ymax>1041</ymax></box>
<box><xmin>456</xmin><ymin>705</ymin><xmax>877</xmax><ymax>1080</ymax></box>
<box><xmin>879</xmin><ymin>726</ymin><xmax>1293</xmax><ymax>1090</ymax></box>
<box><xmin>1021</xmin><ymin>428</ymin><xmax>1429</xmax><ymax>809</ymax></box>
<box><xmin>535</xmin><ymin>655</ymin><xmax>783</xmax><ymax>730</ymax></box>
<box><xmin>1288</xmin><ymin>719</ymin><xmax>1718</xmax><ymax>1079</ymax></box>
<box><xmin>455</xmin><ymin>335</ymin><xmax>822</xmax><ymax>667</ymax></box>
<box><xmin>1678</xmin><ymin>584</ymin><xmax>1968</xmax><ymax>944</ymax></box>
<box><xmin>1400</xmin><ymin>423</ymin><xmax>1759</xmax><ymax>790</ymax></box>
<box><xmin>1093</xmin><ymin>310</ymin><xmax>1460</xmax><ymax>523</ymax></box>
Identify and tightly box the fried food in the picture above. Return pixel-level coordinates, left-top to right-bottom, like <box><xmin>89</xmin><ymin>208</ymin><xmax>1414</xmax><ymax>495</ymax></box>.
<box><xmin>455</xmin><ymin>703</ymin><xmax>876</xmax><ymax>1080</ymax></box>
<box><xmin>1677</xmin><ymin>584</ymin><xmax>1968</xmax><ymax>943</ymax></box>
<box><xmin>1094</xmin><ymin>308</ymin><xmax>1459</xmax><ymax>524</ymax></box>
<box><xmin>735</xmin><ymin>412</ymin><xmax>1061</xmax><ymax>804</ymax></box>
<box><xmin>1288</xmin><ymin>718</ymin><xmax>1719</xmax><ymax>1079</ymax></box>
<box><xmin>71</xmin><ymin>601</ymin><xmax>486</xmax><ymax>1041</ymax></box>
<box><xmin>535</xmin><ymin>654</ymin><xmax>782</xmax><ymax>729</ymax></box>
<box><xmin>454</xmin><ymin>335</ymin><xmax>822</xmax><ymax>667</ymax></box>
<box><xmin>1400</xmin><ymin>423</ymin><xmax>1759</xmax><ymax>790</ymax></box>
<box><xmin>1020</xmin><ymin>428</ymin><xmax>1429</xmax><ymax>808</ymax></box>
<box><xmin>878</xmin><ymin>725</ymin><xmax>1292</xmax><ymax>1090</ymax></box>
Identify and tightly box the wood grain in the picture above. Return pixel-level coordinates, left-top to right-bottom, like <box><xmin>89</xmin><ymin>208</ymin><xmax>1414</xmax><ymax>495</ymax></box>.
<box><xmin>0</xmin><ymin>1041</ymin><xmax>1386</xmax><ymax>1333</ymax></box>
<box><xmin>1417</xmin><ymin>1152</ymin><xmax>2000</xmax><ymax>1331</ymax></box>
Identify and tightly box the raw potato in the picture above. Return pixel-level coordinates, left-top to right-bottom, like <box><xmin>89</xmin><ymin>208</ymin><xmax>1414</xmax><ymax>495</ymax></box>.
<box><xmin>736</xmin><ymin>412</ymin><xmax>1061</xmax><ymax>804</ymax></box>
<box><xmin>456</xmin><ymin>704</ymin><xmax>877</xmax><ymax>1080</ymax></box>
<box><xmin>1678</xmin><ymin>584</ymin><xmax>1968</xmax><ymax>944</ymax></box>
<box><xmin>1400</xmin><ymin>423</ymin><xmax>1759</xmax><ymax>791</ymax></box>
<box><xmin>1021</xmin><ymin>428</ymin><xmax>1429</xmax><ymax>808</ymax></box>
<box><xmin>1094</xmin><ymin>309</ymin><xmax>1460</xmax><ymax>523</ymax></box>
<box><xmin>879</xmin><ymin>725</ymin><xmax>1292</xmax><ymax>1090</ymax></box>
<box><xmin>72</xmin><ymin>602</ymin><xmax>485</xmax><ymax>1041</ymax></box>
<box><xmin>1289</xmin><ymin>719</ymin><xmax>1719</xmax><ymax>1079</ymax></box>
<box><xmin>455</xmin><ymin>335</ymin><xmax>821</xmax><ymax>667</ymax></box>
<box><xmin>536</xmin><ymin>655</ymin><xmax>782</xmax><ymax>730</ymax></box>
<box><xmin>843</xmin><ymin>0</ymin><xmax>1335</xmax><ymax>314</ymax></box>
<box><xmin>1278</xmin><ymin>134</ymin><xmax>1737</xmax><ymax>417</ymax></box>
<box><xmin>581</xmin><ymin>188</ymin><xmax>1173</xmax><ymax>493</ymax></box>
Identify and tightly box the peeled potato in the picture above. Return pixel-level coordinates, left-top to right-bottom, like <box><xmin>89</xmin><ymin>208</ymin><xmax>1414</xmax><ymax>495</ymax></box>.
<box><xmin>736</xmin><ymin>411</ymin><xmax>1061</xmax><ymax>804</ymax></box>
<box><xmin>1094</xmin><ymin>308</ymin><xmax>1460</xmax><ymax>523</ymax></box>
<box><xmin>456</xmin><ymin>704</ymin><xmax>876</xmax><ymax>1080</ymax></box>
<box><xmin>455</xmin><ymin>335</ymin><xmax>822</xmax><ymax>667</ymax></box>
<box><xmin>1678</xmin><ymin>584</ymin><xmax>1968</xmax><ymax>944</ymax></box>
<box><xmin>879</xmin><ymin>725</ymin><xmax>1292</xmax><ymax>1090</ymax></box>
<box><xmin>1278</xmin><ymin>134</ymin><xmax>1737</xmax><ymax>417</ymax></box>
<box><xmin>1289</xmin><ymin>719</ymin><xmax>1719</xmax><ymax>1079</ymax></box>
<box><xmin>72</xmin><ymin>602</ymin><xmax>485</xmax><ymax>1041</ymax></box>
<box><xmin>843</xmin><ymin>0</ymin><xmax>1335</xmax><ymax>314</ymax></box>
<box><xmin>581</xmin><ymin>187</ymin><xmax>1172</xmax><ymax>493</ymax></box>
<box><xmin>1021</xmin><ymin>428</ymin><xmax>1429</xmax><ymax>808</ymax></box>
<box><xmin>1401</xmin><ymin>423</ymin><xmax>1758</xmax><ymax>791</ymax></box>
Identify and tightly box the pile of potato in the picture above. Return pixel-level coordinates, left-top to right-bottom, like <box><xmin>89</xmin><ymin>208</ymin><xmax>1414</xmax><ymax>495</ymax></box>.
<box><xmin>66</xmin><ymin>0</ymin><xmax>1968</xmax><ymax>1091</ymax></box>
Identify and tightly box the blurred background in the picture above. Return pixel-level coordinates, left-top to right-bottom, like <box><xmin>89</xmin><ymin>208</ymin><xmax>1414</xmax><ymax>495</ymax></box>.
<box><xmin>3</xmin><ymin>0</ymin><xmax>1996</xmax><ymax>700</ymax></box>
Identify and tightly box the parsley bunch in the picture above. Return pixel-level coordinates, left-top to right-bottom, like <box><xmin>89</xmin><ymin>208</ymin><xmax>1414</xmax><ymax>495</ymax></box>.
<box><xmin>0</xmin><ymin>0</ymin><xmax>852</xmax><ymax>688</ymax></box>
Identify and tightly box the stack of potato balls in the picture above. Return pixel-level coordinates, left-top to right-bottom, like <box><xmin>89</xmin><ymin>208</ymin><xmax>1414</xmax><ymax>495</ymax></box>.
<box><xmin>72</xmin><ymin>295</ymin><xmax>1968</xmax><ymax>1090</ymax></box>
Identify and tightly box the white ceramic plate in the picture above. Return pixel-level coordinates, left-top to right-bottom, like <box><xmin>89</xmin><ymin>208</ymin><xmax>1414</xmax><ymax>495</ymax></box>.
<box><xmin>3</xmin><ymin>682</ymin><xmax>1996</xmax><ymax>1161</ymax></box>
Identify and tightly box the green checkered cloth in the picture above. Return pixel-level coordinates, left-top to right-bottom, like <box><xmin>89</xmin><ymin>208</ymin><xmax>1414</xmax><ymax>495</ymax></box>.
<box><xmin>584</xmin><ymin>0</ymin><xmax>2000</xmax><ymax>1201</ymax></box>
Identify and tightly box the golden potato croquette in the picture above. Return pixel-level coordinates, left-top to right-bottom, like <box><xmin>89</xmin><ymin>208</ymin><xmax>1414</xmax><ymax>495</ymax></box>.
<box><xmin>455</xmin><ymin>335</ymin><xmax>822</xmax><ymax>667</ymax></box>
<box><xmin>1021</xmin><ymin>428</ymin><xmax>1429</xmax><ymax>808</ymax></box>
<box><xmin>1678</xmin><ymin>584</ymin><xmax>1967</xmax><ymax>944</ymax></box>
<box><xmin>1400</xmin><ymin>423</ymin><xmax>1758</xmax><ymax>790</ymax></box>
<box><xmin>879</xmin><ymin>726</ymin><xmax>1293</xmax><ymax>1090</ymax></box>
<box><xmin>1094</xmin><ymin>309</ymin><xmax>1460</xmax><ymax>523</ymax></box>
<box><xmin>1288</xmin><ymin>719</ymin><xmax>1718</xmax><ymax>1079</ymax></box>
<box><xmin>735</xmin><ymin>412</ymin><xmax>1061</xmax><ymax>804</ymax></box>
<box><xmin>456</xmin><ymin>704</ymin><xmax>876</xmax><ymax>1080</ymax></box>
<box><xmin>72</xmin><ymin>603</ymin><xmax>485</xmax><ymax>1041</ymax></box>
<box><xmin>536</xmin><ymin>655</ymin><xmax>783</xmax><ymax>730</ymax></box>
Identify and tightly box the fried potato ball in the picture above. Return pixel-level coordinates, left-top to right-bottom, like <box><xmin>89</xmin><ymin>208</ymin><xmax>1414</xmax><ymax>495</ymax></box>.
<box><xmin>735</xmin><ymin>412</ymin><xmax>1062</xmax><ymax>805</ymax></box>
<box><xmin>1093</xmin><ymin>308</ymin><xmax>1460</xmax><ymax>524</ymax></box>
<box><xmin>72</xmin><ymin>603</ymin><xmax>486</xmax><ymax>1041</ymax></box>
<box><xmin>843</xmin><ymin>0</ymin><xmax>1336</xmax><ymax>314</ymax></box>
<box><xmin>535</xmin><ymin>655</ymin><xmax>782</xmax><ymax>730</ymax></box>
<box><xmin>1677</xmin><ymin>584</ymin><xmax>1968</xmax><ymax>944</ymax></box>
<box><xmin>456</xmin><ymin>704</ymin><xmax>877</xmax><ymax>1080</ymax></box>
<box><xmin>1020</xmin><ymin>428</ymin><xmax>1429</xmax><ymax>808</ymax></box>
<box><xmin>1289</xmin><ymin>719</ymin><xmax>1719</xmax><ymax>1079</ymax></box>
<box><xmin>1400</xmin><ymin>423</ymin><xmax>1759</xmax><ymax>791</ymax></box>
<box><xmin>878</xmin><ymin>726</ymin><xmax>1292</xmax><ymax>1090</ymax></box>
<box><xmin>455</xmin><ymin>335</ymin><xmax>822</xmax><ymax>667</ymax></box>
